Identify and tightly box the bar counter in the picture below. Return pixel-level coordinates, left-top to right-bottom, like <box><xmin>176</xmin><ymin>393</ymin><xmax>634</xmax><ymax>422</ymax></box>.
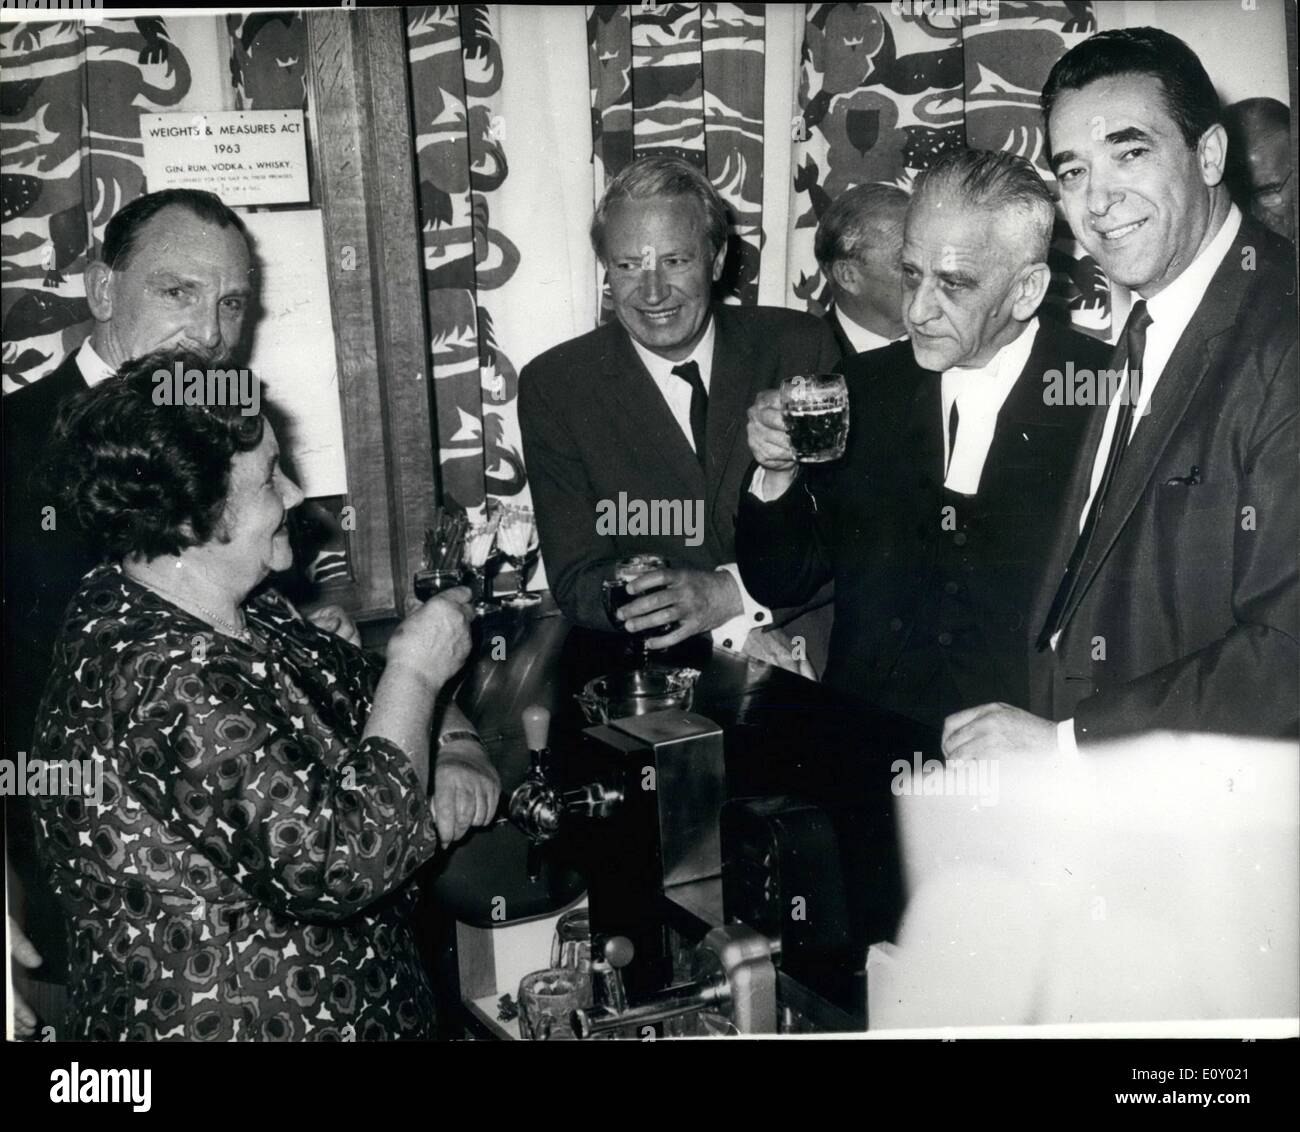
<box><xmin>420</xmin><ymin>595</ymin><xmax>938</xmax><ymax>1033</ymax></box>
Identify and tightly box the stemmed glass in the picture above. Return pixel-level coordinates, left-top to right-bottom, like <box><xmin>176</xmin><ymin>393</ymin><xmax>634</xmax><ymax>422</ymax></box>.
<box><xmin>498</xmin><ymin>505</ymin><xmax>542</xmax><ymax>608</ymax></box>
<box><xmin>462</xmin><ymin>514</ymin><xmax>502</xmax><ymax>615</ymax></box>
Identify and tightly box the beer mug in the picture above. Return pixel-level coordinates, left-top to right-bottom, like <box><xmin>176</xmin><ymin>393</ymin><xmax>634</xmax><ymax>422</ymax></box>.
<box><xmin>550</xmin><ymin>908</ymin><xmax>594</xmax><ymax>1008</ymax></box>
<box><xmin>779</xmin><ymin>373</ymin><xmax>849</xmax><ymax>463</ymax></box>
<box><xmin>517</xmin><ymin>968</ymin><xmax>585</xmax><ymax>1040</ymax></box>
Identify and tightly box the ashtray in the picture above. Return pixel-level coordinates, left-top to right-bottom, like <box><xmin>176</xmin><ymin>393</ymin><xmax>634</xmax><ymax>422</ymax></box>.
<box><xmin>575</xmin><ymin>665</ymin><xmax>701</xmax><ymax>724</ymax></box>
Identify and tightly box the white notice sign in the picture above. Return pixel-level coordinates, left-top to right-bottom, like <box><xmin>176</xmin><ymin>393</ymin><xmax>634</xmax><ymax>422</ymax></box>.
<box><xmin>140</xmin><ymin>110</ymin><xmax>309</xmax><ymax>207</ymax></box>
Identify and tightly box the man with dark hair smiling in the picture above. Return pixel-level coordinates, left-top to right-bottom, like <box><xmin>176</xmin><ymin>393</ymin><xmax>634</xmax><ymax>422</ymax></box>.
<box><xmin>943</xmin><ymin>28</ymin><xmax>1297</xmax><ymax>760</ymax></box>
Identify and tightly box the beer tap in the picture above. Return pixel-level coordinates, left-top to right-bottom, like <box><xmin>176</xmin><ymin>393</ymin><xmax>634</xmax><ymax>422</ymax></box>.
<box><xmin>505</xmin><ymin>705</ymin><xmax>624</xmax><ymax>879</ymax></box>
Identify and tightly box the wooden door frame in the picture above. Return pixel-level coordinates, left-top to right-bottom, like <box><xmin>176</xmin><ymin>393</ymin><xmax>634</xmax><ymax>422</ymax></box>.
<box><xmin>305</xmin><ymin>6</ymin><xmax>437</xmax><ymax>623</ymax></box>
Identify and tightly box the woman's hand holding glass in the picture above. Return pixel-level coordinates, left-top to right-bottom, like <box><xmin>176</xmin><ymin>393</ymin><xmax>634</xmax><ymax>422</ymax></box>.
<box><xmin>387</xmin><ymin>586</ymin><xmax>474</xmax><ymax>689</ymax></box>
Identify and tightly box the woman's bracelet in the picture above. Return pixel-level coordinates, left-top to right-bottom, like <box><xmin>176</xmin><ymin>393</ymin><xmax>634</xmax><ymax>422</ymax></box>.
<box><xmin>436</xmin><ymin>729</ymin><xmax>483</xmax><ymax>750</ymax></box>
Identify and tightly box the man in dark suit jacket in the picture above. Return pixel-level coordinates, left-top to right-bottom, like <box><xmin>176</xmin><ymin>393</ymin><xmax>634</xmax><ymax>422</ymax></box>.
<box><xmin>945</xmin><ymin>28</ymin><xmax>1297</xmax><ymax>759</ymax></box>
<box><xmin>738</xmin><ymin>150</ymin><xmax>1108</xmax><ymax>735</ymax></box>
<box><xmin>3</xmin><ymin>189</ymin><xmax>255</xmax><ymax>1033</ymax></box>
<box><xmin>520</xmin><ymin>155</ymin><xmax>839</xmax><ymax>669</ymax></box>
<box><xmin>815</xmin><ymin>183</ymin><xmax>910</xmax><ymax>359</ymax></box>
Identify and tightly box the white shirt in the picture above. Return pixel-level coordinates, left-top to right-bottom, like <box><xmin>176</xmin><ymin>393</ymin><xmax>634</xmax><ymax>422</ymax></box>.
<box><xmin>941</xmin><ymin>318</ymin><xmax>1040</xmax><ymax>495</ymax></box>
<box><xmin>1056</xmin><ymin>204</ymin><xmax>1242</xmax><ymax>755</ymax></box>
<box><xmin>75</xmin><ymin>338</ymin><xmax>115</xmax><ymax>387</ymax></box>
<box><xmin>835</xmin><ymin>306</ymin><xmax>906</xmax><ymax>356</ymax></box>
<box><xmin>628</xmin><ymin>321</ymin><xmax>772</xmax><ymax>653</ymax></box>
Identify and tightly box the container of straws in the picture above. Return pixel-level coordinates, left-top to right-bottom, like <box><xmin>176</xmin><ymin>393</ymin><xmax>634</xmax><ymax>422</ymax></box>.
<box><xmin>415</xmin><ymin>508</ymin><xmax>468</xmax><ymax>602</ymax></box>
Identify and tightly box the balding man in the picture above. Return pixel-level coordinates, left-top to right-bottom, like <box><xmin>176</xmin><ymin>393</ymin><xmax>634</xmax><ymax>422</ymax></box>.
<box><xmin>815</xmin><ymin>183</ymin><xmax>910</xmax><ymax>357</ymax></box>
<box><xmin>1223</xmin><ymin>97</ymin><xmax>1294</xmax><ymax>243</ymax></box>
<box><xmin>737</xmin><ymin>150</ymin><xmax>1109</xmax><ymax>734</ymax></box>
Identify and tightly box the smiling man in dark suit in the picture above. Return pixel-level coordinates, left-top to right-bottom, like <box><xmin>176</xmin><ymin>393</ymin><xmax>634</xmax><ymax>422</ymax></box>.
<box><xmin>944</xmin><ymin>28</ymin><xmax>1297</xmax><ymax>759</ymax></box>
<box><xmin>737</xmin><ymin>149</ymin><xmax>1110</xmax><ymax>734</ymax></box>
<box><xmin>519</xmin><ymin>155</ymin><xmax>839</xmax><ymax>670</ymax></box>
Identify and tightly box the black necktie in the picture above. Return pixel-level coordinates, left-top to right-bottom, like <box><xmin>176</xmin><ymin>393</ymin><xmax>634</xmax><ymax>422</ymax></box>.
<box><xmin>945</xmin><ymin>399</ymin><xmax>959</xmax><ymax>479</ymax></box>
<box><xmin>1037</xmin><ymin>300</ymin><xmax>1153</xmax><ymax>650</ymax></box>
<box><xmin>671</xmin><ymin>360</ymin><xmax>708</xmax><ymax>466</ymax></box>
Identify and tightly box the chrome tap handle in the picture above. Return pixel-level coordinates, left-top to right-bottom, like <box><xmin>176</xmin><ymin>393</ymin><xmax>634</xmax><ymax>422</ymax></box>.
<box><xmin>561</xmin><ymin>781</ymin><xmax>624</xmax><ymax>819</ymax></box>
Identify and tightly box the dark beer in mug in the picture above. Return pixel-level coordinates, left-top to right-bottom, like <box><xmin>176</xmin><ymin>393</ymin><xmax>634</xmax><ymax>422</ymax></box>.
<box><xmin>780</xmin><ymin>373</ymin><xmax>849</xmax><ymax>463</ymax></box>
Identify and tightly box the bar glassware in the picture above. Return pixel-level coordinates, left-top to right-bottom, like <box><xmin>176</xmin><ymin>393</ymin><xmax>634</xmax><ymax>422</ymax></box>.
<box><xmin>413</xmin><ymin>570</ymin><xmax>462</xmax><ymax>602</ymax></box>
<box><xmin>779</xmin><ymin>373</ymin><xmax>849</xmax><ymax>463</ymax></box>
<box><xmin>462</xmin><ymin>516</ymin><xmax>501</xmax><ymax>615</ymax></box>
<box><xmin>517</xmin><ymin>968</ymin><xmax>584</xmax><ymax>1040</ymax></box>
<box><xmin>550</xmin><ymin>908</ymin><xmax>593</xmax><ymax>1008</ymax></box>
<box><xmin>415</xmin><ymin>510</ymin><xmax>469</xmax><ymax>603</ymax></box>
<box><xmin>601</xmin><ymin>553</ymin><xmax>668</xmax><ymax>667</ymax></box>
<box><xmin>498</xmin><ymin>504</ymin><xmax>542</xmax><ymax>608</ymax></box>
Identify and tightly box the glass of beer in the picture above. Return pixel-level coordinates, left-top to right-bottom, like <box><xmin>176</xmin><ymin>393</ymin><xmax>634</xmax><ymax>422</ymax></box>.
<box><xmin>780</xmin><ymin>373</ymin><xmax>849</xmax><ymax>463</ymax></box>
<box><xmin>413</xmin><ymin>569</ymin><xmax>462</xmax><ymax>602</ymax></box>
<box><xmin>601</xmin><ymin>553</ymin><xmax>668</xmax><ymax>667</ymax></box>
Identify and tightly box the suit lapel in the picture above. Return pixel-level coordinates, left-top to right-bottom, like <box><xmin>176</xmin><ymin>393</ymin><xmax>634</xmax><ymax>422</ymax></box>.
<box><xmin>1059</xmin><ymin>224</ymin><xmax>1255</xmax><ymax>630</ymax></box>
<box><xmin>707</xmin><ymin>307</ymin><xmax>763</xmax><ymax>519</ymax></box>
<box><xmin>826</xmin><ymin>308</ymin><xmax>854</xmax><ymax>359</ymax></box>
<box><xmin>905</xmin><ymin>358</ymin><xmax>944</xmax><ymax>488</ymax></box>
<box><xmin>596</xmin><ymin>322</ymin><xmax>705</xmax><ymax>502</ymax></box>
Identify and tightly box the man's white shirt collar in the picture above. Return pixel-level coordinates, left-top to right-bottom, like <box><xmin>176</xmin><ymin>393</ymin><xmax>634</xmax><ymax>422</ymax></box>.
<box><xmin>628</xmin><ymin>317</ymin><xmax>716</xmax><ymax>396</ymax></box>
<box><xmin>1122</xmin><ymin>204</ymin><xmax>1242</xmax><ymax>428</ymax></box>
<box><xmin>940</xmin><ymin>317</ymin><xmax>1040</xmax><ymax>495</ymax></box>
<box><xmin>835</xmin><ymin>306</ymin><xmax>905</xmax><ymax>355</ymax></box>
<box><xmin>1142</xmin><ymin>203</ymin><xmax>1241</xmax><ymax>327</ymax></box>
<box><xmin>75</xmin><ymin>338</ymin><xmax>116</xmax><ymax>388</ymax></box>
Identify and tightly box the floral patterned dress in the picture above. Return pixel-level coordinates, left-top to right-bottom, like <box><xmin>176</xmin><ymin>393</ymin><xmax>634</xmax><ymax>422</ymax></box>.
<box><xmin>31</xmin><ymin>563</ymin><xmax>443</xmax><ymax>1041</ymax></box>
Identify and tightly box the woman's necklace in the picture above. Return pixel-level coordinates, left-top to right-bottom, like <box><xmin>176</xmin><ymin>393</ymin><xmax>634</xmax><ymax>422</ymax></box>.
<box><xmin>125</xmin><ymin>565</ymin><xmax>254</xmax><ymax>644</ymax></box>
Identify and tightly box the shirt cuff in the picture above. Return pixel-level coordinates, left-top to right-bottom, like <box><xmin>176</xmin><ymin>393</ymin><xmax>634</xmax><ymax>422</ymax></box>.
<box><xmin>711</xmin><ymin>562</ymin><xmax>771</xmax><ymax>652</ymax></box>
<box><xmin>1056</xmin><ymin>717</ymin><xmax>1080</xmax><ymax>757</ymax></box>
<box><xmin>749</xmin><ymin>466</ymin><xmax>796</xmax><ymax>503</ymax></box>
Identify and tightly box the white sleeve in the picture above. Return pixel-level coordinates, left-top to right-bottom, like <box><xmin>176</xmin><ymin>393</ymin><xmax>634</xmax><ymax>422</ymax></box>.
<box><xmin>710</xmin><ymin>562</ymin><xmax>772</xmax><ymax>652</ymax></box>
<box><xmin>749</xmin><ymin>466</ymin><xmax>796</xmax><ymax>502</ymax></box>
<box><xmin>1056</xmin><ymin>717</ymin><xmax>1080</xmax><ymax>757</ymax></box>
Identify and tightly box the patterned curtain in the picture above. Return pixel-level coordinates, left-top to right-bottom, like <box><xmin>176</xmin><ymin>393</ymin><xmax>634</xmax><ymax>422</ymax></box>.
<box><xmin>786</xmin><ymin>1</ymin><xmax>1111</xmax><ymax>335</ymax></box>
<box><xmin>588</xmin><ymin>3</ymin><xmax>767</xmax><ymax>310</ymax></box>
<box><xmin>407</xmin><ymin>5</ymin><xmax>527</xmax><ymax>517</ymax></box>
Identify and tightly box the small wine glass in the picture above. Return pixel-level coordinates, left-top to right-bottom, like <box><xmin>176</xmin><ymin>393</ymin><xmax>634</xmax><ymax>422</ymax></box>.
<box><xmin>462</xmin><ymin>517</ymin><xmax>501</xmax><ymax>615</ymax></box>
<box><xmin>498</xmin><ymin>505</ymin><xmax>542</xmax><ymax>608</ymax></box>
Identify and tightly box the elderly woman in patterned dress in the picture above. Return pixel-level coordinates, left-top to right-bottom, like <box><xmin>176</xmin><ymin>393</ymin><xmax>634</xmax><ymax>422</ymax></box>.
<box><xmin>29</xmin><ymin>350</ymin><xmax>500</xmax><ymax>1040</ymax></box>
